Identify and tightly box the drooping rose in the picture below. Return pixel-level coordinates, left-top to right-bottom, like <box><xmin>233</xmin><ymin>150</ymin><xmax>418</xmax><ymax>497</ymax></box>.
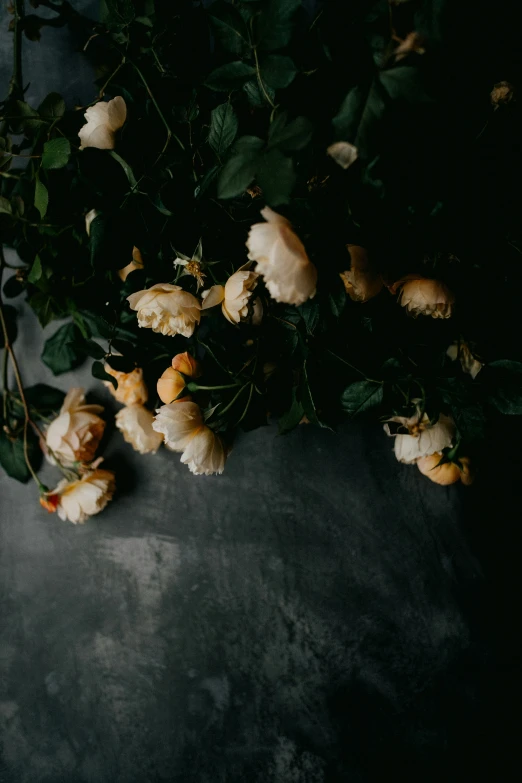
<box><xmin>127</xmin><ymin>283</ymin><xmax>201</xmax><ymax>337</ymax></box>
<box><xmin>384</xmin><ymin>407</ymin><xmax>455</xmax><ymax>464</ymax></box>
<box><xmin>417</xmin><ymin>453</ymin><xmax>473</xmax><ymax>485</ymax></box>
<box><xmin>119</xmin><ymin>246</ymin><xmax>145</xmax><ymax>282</ymax></box>
<box><xmin>391</xmin><ymin>275</ymin><xmax>454</xmax><ymax>319</ymax></box>
<box><xmin>78</xmin><ymin>96</ymin><xmax>127</xmax><ymax>150</ymax></box>
<box><xmin>201</xmin><ymin>263</ymin><xmax>262</xmax><ymax>325</ymax></box>
<box><xmin>340</xmin><ymin>245</ymin><xmax>383</xmax><ymax>302</ymax></box>
<box><xmin>326</xmin><ymin>141</ymin><xmax>358</xmax><ymax>170</ymax></box>
<box><xmin>157</xmin><ymin>367</ymin><xmax>186</xmax><ymax>405</ymax></box>
<box><xmin>246</xmin><ymin>207</ymin><xmax>317</xmax><ymax>306</ymax></box>
<box><xmin>104</xmin><ymin>365</ymin><xmax>148</xmax><ymax>406</ymax></box>
<box><xmin>45</xmin><ymin>388</ymin><xmax>105</xmax><ymax>466</ymax></box>
<box><xmin>152</xmin><ymin>400</ymin><xmax>225</xmax><ymax>475</ymax></box>
<box><xmin>49</xmin><ymin>469</ymin><xmax>116</xmax><ymax>524</ymax></box>
<box><xmin>115</xmin><ymin>405</ymin><xmax>163</xmax><ymax>454</ymax></box>
<box><xmin>446</xmin><ymin>341</ymin><xmax>483</xmax><ymax>380</ymax></box>
<box><xmin>171</xmin><ymin>352</ymin><xmax>201</xmax><ymax>378</ymax></box>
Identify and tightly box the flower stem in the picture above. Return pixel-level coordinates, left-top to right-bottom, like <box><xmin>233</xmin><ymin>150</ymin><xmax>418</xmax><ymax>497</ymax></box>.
<box><xmin>253</xmin><ymin>47</ymin><xmax>276</xmax><ymax>109</ymax></box>
<box><xmin>187</xmin><ymin>381</ymin><xmax>241</xmax><ymax>392</ymax></box>
<box><xmin>131</xmin><ymin>62</ymin><xmax>185</xmax><ymax>157</ymax></box>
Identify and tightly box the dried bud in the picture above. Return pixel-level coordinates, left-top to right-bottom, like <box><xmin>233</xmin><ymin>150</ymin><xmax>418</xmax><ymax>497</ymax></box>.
<box><xmin>491</xmin><ymin>81</ymin><xmax>514</xmax><ymax>108</ymax></box>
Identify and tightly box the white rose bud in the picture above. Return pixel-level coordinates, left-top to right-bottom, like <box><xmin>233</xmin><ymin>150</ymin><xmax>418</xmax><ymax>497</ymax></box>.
<box><xmin>45</xmin><ymin>388</ymin><xmax>105</xmax><ymax>466</ymax></box>
<box><xmin>115</xmin><ymin>405</ymin><xmax>164</xmax><ymax>455</ymax></box>
<box><xmin>246</xmin><ymin>207</ymin><xmax>317</xmax><ymax>306</ymax></box>
<box><xmin>78</xmin><ymin>96</ymin><xmax>127</xmax><ymax>150</ymax></box>
<box><xmin>127</xmin><ymin>283</ymin><xmax>201</xmax><ymax>338</ymax></box>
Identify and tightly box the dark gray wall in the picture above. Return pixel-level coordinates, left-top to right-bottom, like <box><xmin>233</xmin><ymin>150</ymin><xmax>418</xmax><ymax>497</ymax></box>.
<box><xmin>0</xmin><ymin>4</ymin><xmax>518</xmax><ymax>783</ymax></box>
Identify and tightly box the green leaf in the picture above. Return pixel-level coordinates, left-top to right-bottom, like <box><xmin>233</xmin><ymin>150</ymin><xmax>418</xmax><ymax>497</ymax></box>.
<box><xmin>257</xmin><ymin>148</ymin><xmax>295</xmax><ymax>205</ymax></box>
<box><xmin>108</xmin><ymin>151</ymin><xmax>138</xmax><ymax>188</ymax></box>
<box><xmin>209</xmin><ymin>103</ymin><xmax>239</xmax><ymax>155</ymax></box>
<box><xmin>278</xmin><ymin>387</ymin><xmax>305</xmax><ymax>434</ymax></box>
<box><xmin>0</xmin><ymin>304</ymin><xmax>17</xmax><ymax>346</ymax></box>
<box><xmin>42</xmin><ymin>323</ymin><xmax>86</xmax><ymax>375</ymax></box>
<box><xmin>28</xmin><ymin>292</ymin><xmax>62</xmax><ymax>328</ymax></box>
<box><xmin>209</xmin><ymin>0</ymin><xmax>251</xmax><ymax>56</ymax></box>
<box><xmin>11</xmin><ymin>101</ymin><xmax>44</xmax><ymax>135</ymax></box>
<box><xmin>34</xmin><ymin>177</ymin><xmax>48</xmax><ymax>219</ymax></box>
<box><xmin>27</xmin><ymin>255</ymin><xmax>43</xmax><ymax>284</ymax></box>
<box><xmin>257</xmin><ymin>0</ymin><xmax>302</xmax><ymax>52</ymax></box>
<box><xmin>106</xmin><ymin>354</ymin><xmax>136</xmax><ymax>373</ymax></box>
<box><xmin>268</xmin><ymin>115</ymin><xmax>313</xmax><ymax>151</ymax></box>
<box><xmin>23</xmin><ymin>384</ymin><xmax>65</xmax><ymax>415</ymax></box>
<box><xmin>217</xmin><ymin>148</ymin><xmax>261</xmax><ymax>199</ymax></box>
<box><xmin>242</xmin><ymin>78</ymin><xmax>275</xmax><ymax>108</ymax></box>
<box><xmin>41</xmin><ymin>138</ymin><xmax>71</xmax><ymax>170</ymax></box>
<box><xmin>300</xmin><ymin>362</ymin><xmax>326</xmax><ymax>426</ymax></box>
<box><xmin>204</xmin><ymin>61</ymin><xmax>257</xmax><ymax>91</ymax></box>
<box><xmin>341</xmin><ymin>380</ymin><xmax>383</xmax><ymax>416</ymax></box>
<box><xmin>484</xmin><ymin>360</ymin><xmax>522</xmax><ymax>415</ymax></box>
<box><xmin>89</xmin><ymin>213</ymin><xmax>135</xmax><ymax>271</ymax></box>
<box><xmin>92</xmin><ymin>360</ymin><xmax>117</xmax><ymax>388</ymax></box>
<box><xmin>0</xmin><ymin>427</ymin><xmax>42</xmax><ymax>483</ymax></box>
<box><xmin>38</xmin><ymin>92</ymin><xmax>65</xmax><ymax>120</ymax></box>
<box><xmin>0</xmin><ymin>196</ymin><xmax>12</xmax><ymax>215</ymax></box>
<box><xmin>328</xmin><ymin>278</ymin><xmax>346</xmax><ymax>318</ymax></box>
<box><xmin>260</xmin><ymin>54</ymin><xmax>297</xmax><ymax>89</ymax></box>
<box><xmin>298</xmin><ymin>299</ymin><xmax>320</xmax><ymax>335</ymax></box>
<box><xmin>80</xmin><ymin>339</ymin><xmax>107</xmax><ymax>360</ymax></box>
<box><xmin>104</xmin><ymin>0</ymin><xmax>135</xmax><ymax>24</ymax></box>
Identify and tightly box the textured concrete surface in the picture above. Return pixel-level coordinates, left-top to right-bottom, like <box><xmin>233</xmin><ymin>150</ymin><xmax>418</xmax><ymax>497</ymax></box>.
<box><xmin>0</xmin><ymin>3</ymin><xmax>519</xmax><ymax>782</ymax></box>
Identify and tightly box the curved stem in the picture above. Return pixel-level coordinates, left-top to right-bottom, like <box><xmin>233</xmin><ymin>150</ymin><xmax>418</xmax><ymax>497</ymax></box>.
<box><xmin>253</xmin><ymin>47</ymin><xmax>275</xmax><ymax>109</ymax></box>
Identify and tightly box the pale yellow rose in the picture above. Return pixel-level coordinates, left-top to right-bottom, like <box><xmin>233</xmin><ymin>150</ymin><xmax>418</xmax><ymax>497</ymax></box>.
<box><xmin>85</xmin><ymin>208</ymin><xmax>98</xmax><ymax>236</ymax></box>
<box><xmin>49</xmin><ymin>469</ymin><xmax>116</xmax><ymax>524</ymax></box>
<box><xmin>119</xmin><ymin>246</ymin><xmax>145</xmax><ymax>282</ymax></box>
<box><xmin>417</xmin><ymin>453</ymin><xmax>473</xmax><ymax>486</ymax></box>
<box><xmin>446</xmin><ymin>341</ymin><xmax>483</xmax><ymax>380</ymax></box>
<box><xmin>392</xmin><ymin>275</ymin><xmax>454</xmax><ymax>319</ymax></box>
<box><xmin>171</xmin><ymin>351</ymin><xmax>201</xmax><ymax>378</ymax></box>
<box><xmin>152</xmin><ymin>400</ymin><xmax>226</xmax><ymax>475</ymax></box>
<box><xmin>115</xmin><ymin>405</ymin><xmax>163</xmax><ymax>454</ymax></box>
<box><xmin>384</xmin><ymin>407</ymin><xmax>455</xmax><ymax>464</ymax></box>
<box><xmin>103</xmin><ymin>365</ymin><xmax>148</xmax><ymax>406</ymax></box>
<box><xmin>78</xmin><ymin>96</ymin><xmax>127</xmax><ymax>150</ymax></box>
<box><xmin>326</xmin><ymin>141</ymin><xmax>358</xmax><ymax>170</ymax></box>
<box><xmin>246</xmin><ymin>207</ymin><xmax>317</xmax><ymax>306</ymax></box>
<box><xmin>45</xmin><ymin>388</ymin><xmax>105</xmax><ymax>466</ymax></box>
<box><xmin>201</xmin><ymin>263</ymin><xmax>262</xmax><ymax>325</ymax></box>
<box><xmin>340</xmin><ymin>245</ymin><xmax>383</xmax><ymax>302</ymax></box>
<box><xmin>127</xmin><ymin>283</ymin><xmax>201</xmax><ymax>337</ymax></box>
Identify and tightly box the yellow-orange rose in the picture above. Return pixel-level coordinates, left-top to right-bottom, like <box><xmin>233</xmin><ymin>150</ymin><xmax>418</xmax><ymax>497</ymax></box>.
<box><xmin>104</xmin><ymin>365</ymin><xmax>148</xmax><ymax>406</ymax></box>
<box><xmin>157</xmin><ymin>367</ymin><xmax>186</xmax><ymax>404</ymax></box>
<box><xmin>119</xmin><ymin>246</ymin><xmax>145</xmax><ymax>282</ymax></box>
<box><xmin>392</xmin><ymin>275</ymin><xmax>454</xmax><ymax>319</ymax></box>
<box><xmin>171</xmin><ymin>351</ymin><xmax>201</xmax><ymax>377</ymax></box>
<box><xmin>45</xmin><ymin>388</ymin><xmax>105</xmax><ymax>466</ymax></box>
<box><xmin>417</xmin><ymin>453</ymin><xmax>473</xmax><ymax>485</ymax></box>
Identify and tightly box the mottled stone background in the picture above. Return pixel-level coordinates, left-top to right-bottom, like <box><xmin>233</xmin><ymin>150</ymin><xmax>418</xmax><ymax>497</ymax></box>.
<box><xmin>1</xmin><ymin>3</ymin><xmax>521</xmax><ymax>782</ymax></box>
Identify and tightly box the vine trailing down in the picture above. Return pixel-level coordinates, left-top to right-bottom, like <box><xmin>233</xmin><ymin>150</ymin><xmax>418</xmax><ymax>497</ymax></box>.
<box><xmin>1</xmin><ymin>0</ymin><xmax>522</xmax><ymax>522</ymax></box>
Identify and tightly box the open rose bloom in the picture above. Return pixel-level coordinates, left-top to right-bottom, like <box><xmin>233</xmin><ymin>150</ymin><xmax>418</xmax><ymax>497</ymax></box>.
<box><xmin>246</xmin><ymin>207</ymin><xmax>317</xmax><ymax>306</ymax></box>
<box><xmin>45</xmin><ymin>388</ymin><xmax>105</xmax><ymax>466</ymax></box>
<box><xmin>392</xmin><ymin>275</ymin><xmax>455</xmax><ymax>319</ymax></box>
<box><xmin>384</xmin><ymin>407</ymin><xmax>455</xmax><ymax>464</ymax></box>
<box><xmin>50</xmin><ymin>469</ymin><xmax>116</xmax><ymax>524</ymax></box>
<box><xmin>201</xmin><ymin>263</ymin><xmax>262</xmax><ymax>325</ymax></box>
<box><xmin>153</xmin><ymin>400</ymin><xmax>225</xmax><ymax>475</ymax></box>
<box><xmin>115</xmin><ymin>406</ymin><xmax>163</xmax><ymax>455</ymax></box>
<box><xmin>127</xmin><ymin>283</ymin><xmax>201</xmax><ymax>337</ymax></box>
<box><xmin>78</xmin><ymin>96</ymin><xmax>127</xmax><ymax>150</ymax></box>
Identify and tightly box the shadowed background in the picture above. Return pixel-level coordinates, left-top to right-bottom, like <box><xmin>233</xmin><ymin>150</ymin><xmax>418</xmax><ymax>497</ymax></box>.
<box><xmin>1</xmin><ymin>2</ymin><xmax>521</xmax><ymax>782</ymax></box>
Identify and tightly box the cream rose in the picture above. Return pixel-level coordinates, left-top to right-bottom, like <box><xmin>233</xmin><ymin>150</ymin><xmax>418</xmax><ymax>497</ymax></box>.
<box><xmin>152</xmin><ymin>400</ymin><xmax>226</xmax><ymax>475</ymax></box>
<box><xmin>49</xmin><ymin>469</ymin><xmax>116</xmax><ymax>524</ymax></box>
<box><xmin>246</xmin><ymin>207</ymin><xmax>317</xmax><ymax>306</ymax></box>
<box><xmin>417</xmin><ymin>453</ymin><xmax>473</xmax><ymax>486</ymax></box>
<box><xmin>78</xmin><ymin>96</ymin><xmax>127</xmax><ymax>150</ymax></box>
<box><xmin>115</xmin><ymin>405</ymin><xmax>163</xmax><ymax>454</ymax></box>
<box><xmin>201</xmin><ymin>263</ymin><xmax>262</xmax><ymax>325</ymax></box>
<box><xmin>392</xmin><ymin>275</ymin><xmax>454</xmax><ymax>319</ymax></box>
<box><xmin>446</xmin><ymin>341</ymin><xmax>483</xmax><ymax>380</ymax></box>
<box><xmin>104</xmin><ymin>365</ymin><xmax>148</xmax><ymax>406</ymax></box>
<box><xmin>127</xmin><ymin>283</ymin><xmax>201</xmax><ymax>337</ymax></box>
<box><xmin>340</xmin><ymin>245</ymin><xmax>383</xmax><ymax>302</ymax></box>
<box><xmin>45</xmin><ymin>388</ymin><xmax>105</xmax><ymax>466</ymax></box>
<box><xmin>384</xmin><ymin>407</ymin><xmax>455</xmax><ymax>464</ymax></box>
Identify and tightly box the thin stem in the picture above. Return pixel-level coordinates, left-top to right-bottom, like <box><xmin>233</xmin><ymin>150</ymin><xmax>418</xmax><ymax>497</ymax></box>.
<box><xmin>187</xmin><ymin>381</ymin><xmax>241</xmax><ymax>391</ymax></box>
<box><xmin>253</xmin><ymin>47</ymin><xmax>276</xmax><ymax>109</ymax></box>
<box><xmin>326</xmin><ymin>348</ymin><xmax>382</xmax><ymax>384</ymax></box>
<box><xmin>218</xmin><ymin>383</ymin><xmax>249</xmax><ymax>417</ymax></box>
<box><xmin>132</xmin><ymin>62</ymin><xmax>185</xmax><ymax>156</ymax></box>
<box><xmin>236</xmin><ymin>383</ymin><xmax>254</xmax><ymax>425</ymax></box>
<box><xmin>2</xmin><ymin>341</ymin><xmax>8</xmax><ymax>421</ymax></box>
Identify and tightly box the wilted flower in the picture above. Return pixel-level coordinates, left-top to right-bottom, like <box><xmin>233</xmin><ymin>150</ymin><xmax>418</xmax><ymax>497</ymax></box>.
<box><xmin>384</xmin><ymin>406</ymin><xmax>455</xmax><ymax>464</ymax></box>
<box><xmin>391</xmin><ymin>275</ymin><xmax>455</xmax><ymax>319</ymax></box>
<box><xmin>447</xmin><ymin>341</ymin><xmax>483</xmax><ymax>380</ymax></box>
<box><xmin>104</xmin><ymin>365</ymin><xmax>148</xmax><ymax>406</ymax></box>
<box><xmin>246</xmin><ymin>207</ymin><xmax>317</xmax><ymax>306</ymax></box>
<box><xmin>78</xmin><ymin>96</ymin><xmax>127</xmax><ymax>150</ymax></box>
<box><xmin>115</xmin><ymin>405</ymin><xmax>163</xmax><ymax>454</ymax></box>
<box><xmin>491</xmin><ymin>81</ymin><xmax>514</xmax><ymax>108</ymax></box>
<box><xmin>45</xmin><ymin>388</ymin><xmax>105</xmax><ymax>466</ymax></box>
<box><xmin>327</xmin><ymin>141</ymin><xmax>358</xmax><ymax>170</ymax></box>
<box><xmin>127</xmin><ymin>283</ymin><xmax>201</xmax><ymax>337</ymax></box>
<box><xmin>417</xmin><ymin>453</ymin><xmax>473</xmax><ymax>485</ymax></box>
<box><xmin>46</xmin><ymin>469</ymin><xmax>116</xmax><ymax>524</ymax></box>
<box><xmin>119</xmin><ymin>246</ymin><xmax>145</xmax><ymax>282</ymax></box>
<box><xmin>174</xmin><ymin>240</ymin><xmax>206</xmax><ymax>290</ymax></box>
<box><xmin>153</xmin><ymin>400</ymin><xmax>226</xmax><ymax>475</ymax></box>
<box><xmin>340</xmin><ymin>245</ymin><xmax>383</xmax><ymax>302</ymax></box>
<box><xmin>201</xmin><ymin>263</ymin><xmax>262</xmax><ymax>324</ymax></box>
